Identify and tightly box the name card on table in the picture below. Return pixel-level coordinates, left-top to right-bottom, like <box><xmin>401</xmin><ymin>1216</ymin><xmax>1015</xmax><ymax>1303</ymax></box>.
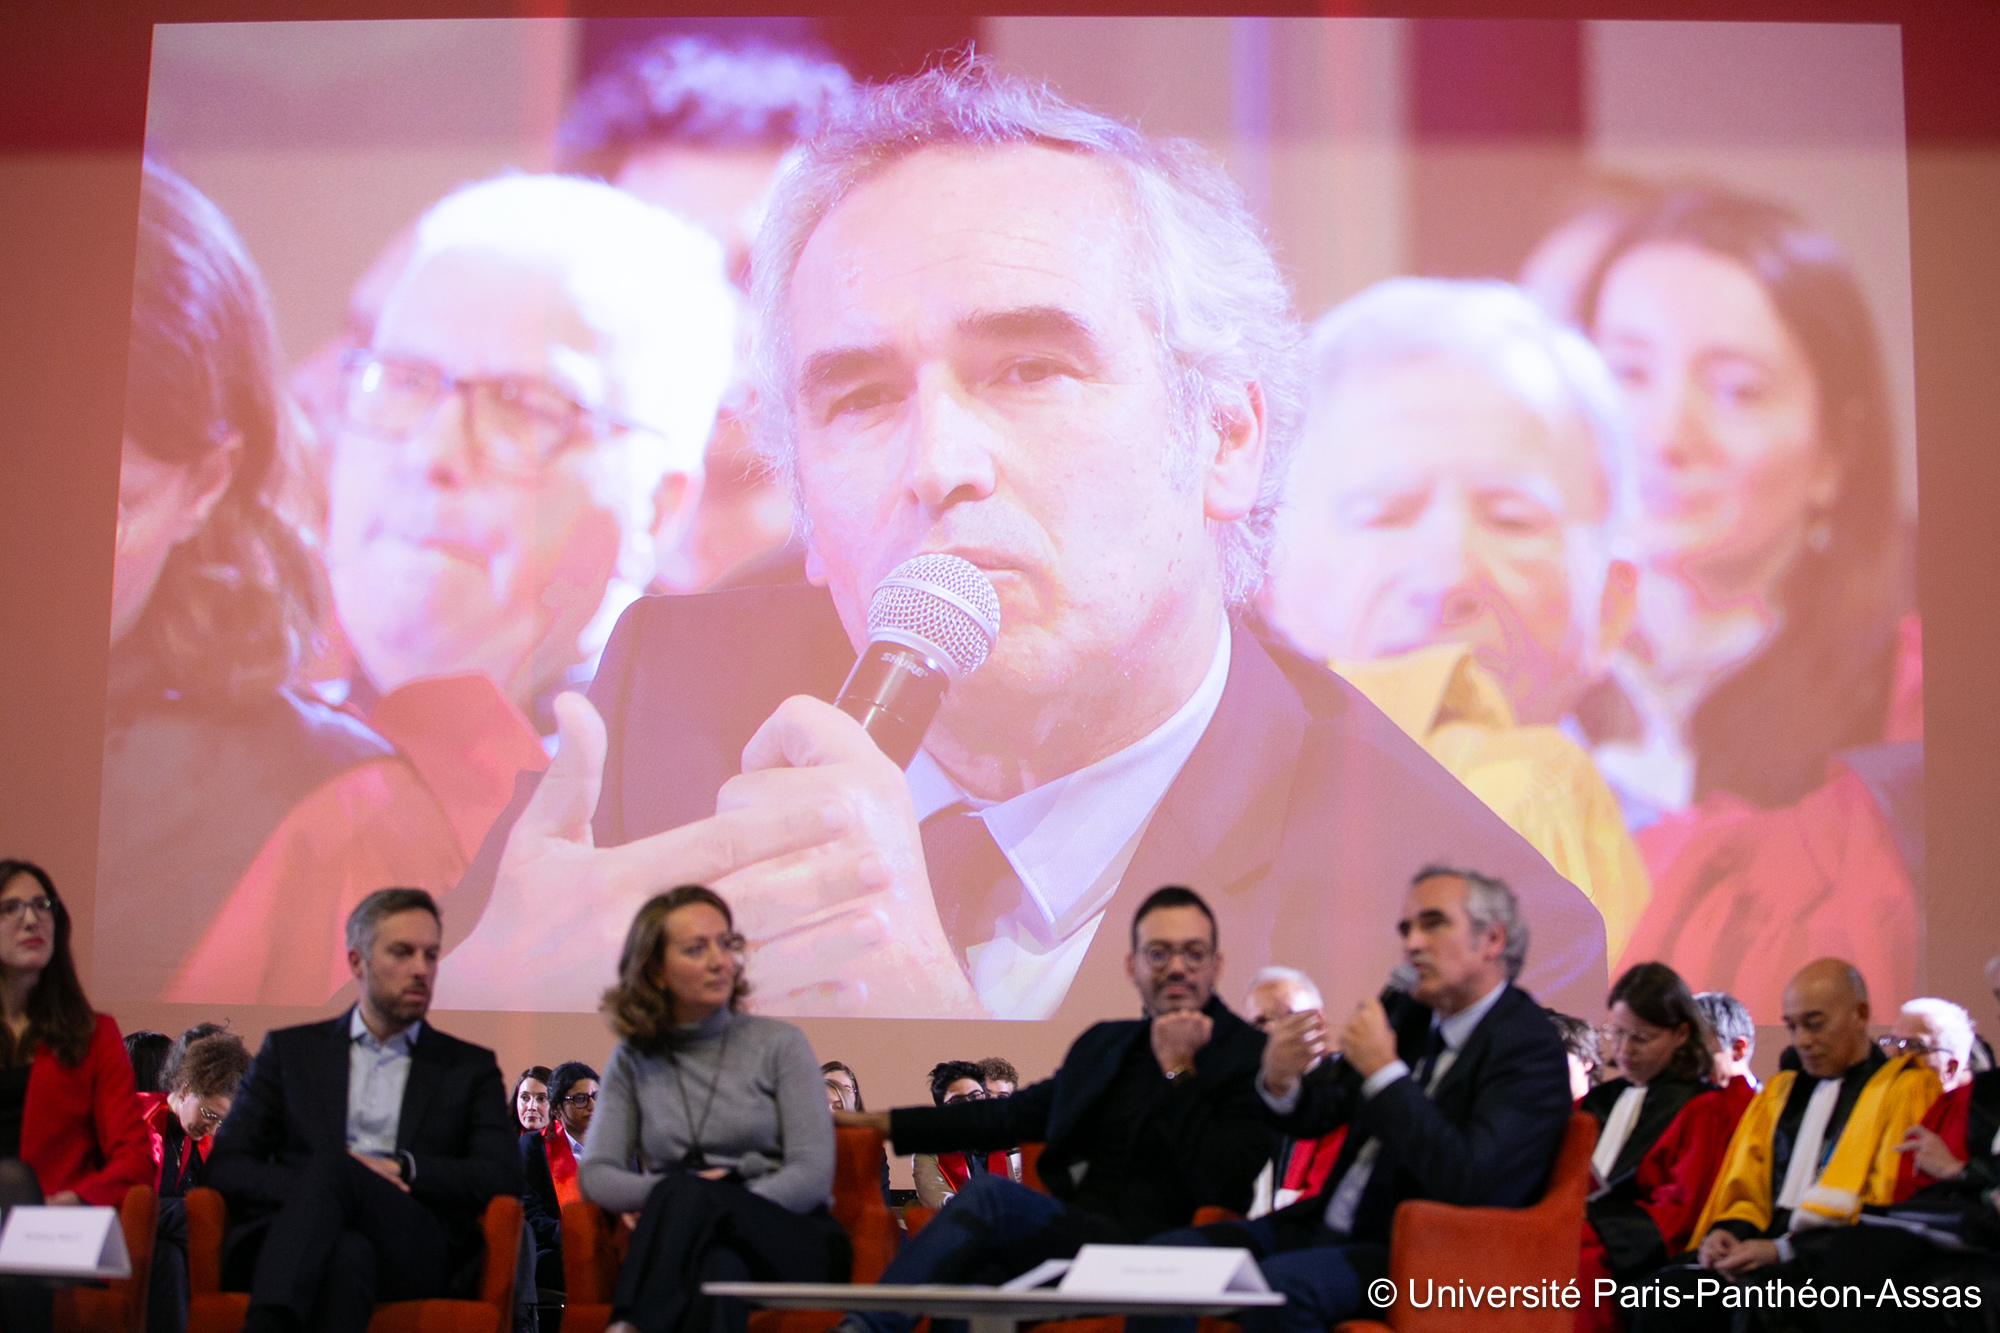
<box><xmin>1057</xmin><ymin>1244</ymin><xmax>1270</xmax><ymax>1299</ymax></box>
<box><xmin>0</xmin><ymin>1206</ymin><xmax>130</xmax><ymax>1279</ymax></box>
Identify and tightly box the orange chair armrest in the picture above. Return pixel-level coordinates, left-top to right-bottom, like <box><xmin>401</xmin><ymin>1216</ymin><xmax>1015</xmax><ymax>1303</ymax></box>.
<box><xmin>478</xmin><ymin>1195</ymin><xmax>524</xmax><ymax>1307</ymax></box>
<box><xmin>902</xmin><ymin>1205</ymin><xmax>936</xmax><ymax>1237</ymax></box>
<box><xmin>1190</xmin><ymin>1207</ymin><xmax>1242</xmax><ymax>1228</ymax></box>
<box><xmin>185</xmin><ymin>1188</ymin><xmax>228</xmax><ymax>1296</ymax></box>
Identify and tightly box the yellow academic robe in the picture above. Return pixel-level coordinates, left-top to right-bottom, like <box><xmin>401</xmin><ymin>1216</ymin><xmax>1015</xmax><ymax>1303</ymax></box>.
<box><xmin>1335</xmin><ymin>644</ymin><xmax>1652</xmax><ymax>961</ymax></box>
<box><xmin>1693</xmin><ymin>1053</ymin><xmax>1942</xmax><ymax>1239</ymax></box>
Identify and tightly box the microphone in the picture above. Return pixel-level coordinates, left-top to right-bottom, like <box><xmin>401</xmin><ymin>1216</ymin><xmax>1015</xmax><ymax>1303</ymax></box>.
<box><xmin>1383</xmin><ymin>962</ymin><xmax>1418</xmax><ymax>1000</ymax></box>
<box><xmin>835</xmin><ymin>553</ymin><xmax>1002</xmax><ymax>768</ymax></box>
<box><xmin>736</xmin><ymin>1151</ymin><xmax>771</xmax><ymax>1181</ymax></box>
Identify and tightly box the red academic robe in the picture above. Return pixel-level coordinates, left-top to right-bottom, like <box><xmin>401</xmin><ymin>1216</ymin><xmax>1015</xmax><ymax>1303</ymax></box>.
<box><xmin>1575</xmin><ymin>1078</ymin><xmax>1747</xmax><ymax>1333</ymax></box>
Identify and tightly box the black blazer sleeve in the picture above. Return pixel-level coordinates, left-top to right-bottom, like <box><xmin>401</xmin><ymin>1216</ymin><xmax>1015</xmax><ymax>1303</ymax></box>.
<box><xmin>205</xmin><ymin>1030</ymin><xmax>306</xmax><ymax>1208</ymax></box>
<box><xmin>519</xmin><ymin>1133</ymin><xmax>561</xmax><ymax>1252</ymax></box>
<box><xmin>1269</xmin><ymin>1058</ymin><xmax>1367</xmax><ymax>1142</ymax></box>
<box><xmin>406</xmin><ymin>1042</ymin><xmax>522</xmax><ymax>1213</ymax></box>
<box><xmin>889</xmin><ymin>1076</ymin><xmax>1056</xmax><ymax>1155</ymax></box>
<box><xmin>1355</xmin><ymin>990</ymin><xmax>1572</xmax><ymax>1210</ymax></box>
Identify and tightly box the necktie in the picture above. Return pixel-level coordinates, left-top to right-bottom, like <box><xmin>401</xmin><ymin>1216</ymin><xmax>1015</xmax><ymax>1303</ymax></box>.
<box><xmin>1415</xmin><ymin>1024</ymin><xmax>1449</xmax><ymax>1090</ymax></box>
<box><xmin>918</xmin><ymin>803</ymin><xmax>1023</xmax><ymax>964</ymax></box>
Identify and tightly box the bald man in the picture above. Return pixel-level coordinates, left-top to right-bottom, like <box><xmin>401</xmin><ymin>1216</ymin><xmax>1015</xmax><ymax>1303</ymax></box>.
<box><xmin>1629</xmin><ymin>959</ymin><xmax>1941</xmax><ymax>1332</ymax></box>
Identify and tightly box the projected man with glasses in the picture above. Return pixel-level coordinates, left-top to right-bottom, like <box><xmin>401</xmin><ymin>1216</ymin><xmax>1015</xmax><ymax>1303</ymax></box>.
<box><xmin>169</xmin><ymin>175</ymin><xmax>737</xmax><ymax>1004</ymax></box>
<box><xmin>442</xmin><ymin>63</ymin><xmax>1609</xmax><ymax>1022</ymax></box>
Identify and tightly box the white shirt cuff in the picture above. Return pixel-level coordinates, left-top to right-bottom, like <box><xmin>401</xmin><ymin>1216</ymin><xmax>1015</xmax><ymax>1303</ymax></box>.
<box><xmin>1362</xmin><ymin>1060</ymin><xmax>1410</xmax><ymax>1099</ymax></box>
<box><xmin>1258</xmin><ymin>1077</ymin><xmax>1302</xmax><ymax>1114</ymax></box>
<box><xmin>1773</xmin><ymin>1236</ymin><xmax>1795</xmax><ymax>1265</ymax></box>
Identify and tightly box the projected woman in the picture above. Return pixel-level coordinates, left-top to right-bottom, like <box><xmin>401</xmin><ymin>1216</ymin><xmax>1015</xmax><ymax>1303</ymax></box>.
<box><xmin>1577</xmin><ymin>186</ymin><xmax>1922</xmax><ymax>1008</ymax></box>
<box><xmin>97</xmin><ymin>161</ymin><xmax>461</xmax><ymax>1003</ymax></box>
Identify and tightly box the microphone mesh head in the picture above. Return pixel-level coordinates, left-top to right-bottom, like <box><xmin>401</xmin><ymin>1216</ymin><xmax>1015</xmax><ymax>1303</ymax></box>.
<box><xmin>1386</xmin><ymin>962</ymin><xmax>1419</xmax><ymax>994</ymax></box>
<box><xmin>867</xmin><ymin>554</ymin><xmax>1002</xmax><ymax>683</ymax></box>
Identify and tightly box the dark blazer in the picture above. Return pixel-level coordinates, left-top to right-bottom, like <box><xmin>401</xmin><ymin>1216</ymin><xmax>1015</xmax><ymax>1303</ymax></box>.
<box><xmin>886</xmin><ymin>995</ymin><xmax>1273</xmax><ymax>1235</ymax></box>
<box><xmin>456</xmin><ymin>585</ymin><xmax>1609</xmax><ymax>1019</ymax></box>
<box><xmin>206</xmin><ymin>1009</ymin><xmax>521</xmax><ymax>1287</ymax></box>
<box><xmin>520</xmin><ymin>1130</ymin><xmax>561</xmax><ymax>1256</ymax></box>
<box><xmin>1267</xmin><ymin>982</ymin><xmax>1573</xmax><ymax>1248</ymax></box>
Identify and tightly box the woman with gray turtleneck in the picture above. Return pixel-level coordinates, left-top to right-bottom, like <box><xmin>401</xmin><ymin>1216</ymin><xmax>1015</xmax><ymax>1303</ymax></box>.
<box><xmin>583</xmin><ymin>886</ymin><xmax>849</xmax><ymax>1333</ymax></box>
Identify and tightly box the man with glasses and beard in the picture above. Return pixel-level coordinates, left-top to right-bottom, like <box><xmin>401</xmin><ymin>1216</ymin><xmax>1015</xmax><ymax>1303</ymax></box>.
<box><xmin>832</xmin><ymin>888</ymin><xmax>1271</xmax><ymax>1323</ymax></box>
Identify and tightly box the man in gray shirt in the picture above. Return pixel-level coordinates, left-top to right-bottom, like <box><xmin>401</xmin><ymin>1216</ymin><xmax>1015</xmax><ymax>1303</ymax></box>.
<box><xmin>208</xmin><ymin>889</ymin><xmax>520</xmax><ymax>1333</ymax></box>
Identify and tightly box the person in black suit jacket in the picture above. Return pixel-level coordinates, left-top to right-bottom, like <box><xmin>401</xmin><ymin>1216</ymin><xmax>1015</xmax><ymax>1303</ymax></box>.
<box><xmin>1139</xmin><ymin>867</ymin><xmax>1574</xmax><ymax>1333</ymax></box>
<box><xmin>832</xmin><ymin>888</ymin><xmax>1273</xmax><ymax>1333</ymax></box>
<box><xmin>435</xmin><ymin>62</ymin><xmax>1609</xmax><ymax>1027</ymax></box>
<box><xmin>207</xmin><ymin>889</ymin><xmax>521</xmax><ymax>1333</ymax></box>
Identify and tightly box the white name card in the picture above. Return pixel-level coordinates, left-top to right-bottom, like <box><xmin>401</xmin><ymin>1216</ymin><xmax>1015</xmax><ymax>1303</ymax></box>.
<box><xmin>0</xmin><ymin>1206</ymin><xmax>130</xmax><ymax>1279</ymax></box>
<box><xmin>1057</xmin><ymin>1244</ymin><xmax>1269</xmax><ymax>1299</ymax></box>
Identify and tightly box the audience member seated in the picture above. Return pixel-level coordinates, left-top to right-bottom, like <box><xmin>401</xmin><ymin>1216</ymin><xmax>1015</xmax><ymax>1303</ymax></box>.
<box><xmin>1264</xmin><ymin>277</ymin><xmax>1651</xmax><ymax>959</ymax></box>
<box><xmin>580</xmin><ymin>887</ymin><xmax>842</xmax><ymax>1333</ymax></box>
<box><xmin>513</xmin><ymin>1066</ymin><xmax>553</xmax><ymax>1136</ymax></box>
<box><xmin>1691</xmin><ymin>990</ymin><xmax>1758</xmax><ymax>1101</ymax></box>
<box><xmin>1888</xmin><ymin>997</ymin><xmax>1976</xmax><ymax>1094</ymax></box>
<box><xmin>523</xmin><ymin>1060</ymin><xmax>599</xmax><ymax>1296</ymax></box>
<box><xmin>96</xmin><ymin>161</ymin><xmax>462</xmax><ymax>1008</ymax></box>
<box><xmin>910</xmin><ymin>1062</ymin><xmax>1020</xmax><ymax>1210</ymax></box>
<box><xmin>206</xmin><ymin>888</ymin><xmax>519</xmax><ymax>1332</ymax></box>
<box><xmin>1588</xmin><ymin>189</ymin><xmax>1921</xmax><ymax>1011</ymax></box>
<box><xmin>1575</xmin><ymin>963</ymin><xmax>1746</xmax><ymax>1333</ymax></box>
<box><xmin>147</xmin><ymin>1030</ymin><xmax>251</xmax><ymax>1333</ymax></box>
<box><xmin>557</xmin><ymin>35</ymin><xmax>858</xmax><ymax>593</ymax></box>
<box><xmin>822</xmin><ymin>1062</ymin><xmax>863</xmax><ymax>1113</ymax></box>
<box><xmin>832</xmin><ymin>887</ymin><xmax>1271</xmax><ymax>1333</ymax></box>
<box><xmin>1625</xmin><ymin>959</ymin><xmax>1941</xmax><ymax>1332</ymax></box>
<box><xmin>977</xmin><ymin>1059</ymin><xmax>1019</xmax><ymax>1099</ymax></box>
<box><xmin>127</xmin><ymin>1030</ymin><xmax>173</xmax><ymax>1096</ymax></box>
<box><xmin>1245</xmin><ymin>966</ymin><xmax>1341</xmax><ymax>1216</ymax></box>
<box><xmin>177</xmin><ymin>172</ymin><xmax>739</xmax><ymax>1009</ymax></box>
<box><xmin>1548</xmin><ymin>1008</ymin><xmax>1605</xmax><ymax>1102</ymax></box>
<box><xmin>0</xmin><ymin>860</ymin><xmax>155</xmax><ymax>1333</ymax></box>
<box><xmin>1133</xmin><ymin>867</ymin><xmax>1572</xmax><ymax>1333</ymax></box>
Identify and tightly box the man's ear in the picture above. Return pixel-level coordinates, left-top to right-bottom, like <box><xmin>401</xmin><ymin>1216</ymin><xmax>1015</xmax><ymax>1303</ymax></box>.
<box><xmin>347</xmin><ymin>945</ymin><xmax>366</xmax><ymax>983</ymax></box>
<box><xmin>1596</xmin><ymin>557</ymin><xmax>1638</xmax><ymax>658</ymax></box>
<box><xmin>1201</xmin><ymin>382</ymin><xmax>1268</xmax><ymax>524</ymax></box>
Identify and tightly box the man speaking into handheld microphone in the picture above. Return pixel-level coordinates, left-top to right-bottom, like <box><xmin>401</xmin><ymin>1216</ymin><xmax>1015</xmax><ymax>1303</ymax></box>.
<box><xmin>438</xmin><ymin>61</ymin><xmax>1609</xmax><ymax>1020</ymax></box>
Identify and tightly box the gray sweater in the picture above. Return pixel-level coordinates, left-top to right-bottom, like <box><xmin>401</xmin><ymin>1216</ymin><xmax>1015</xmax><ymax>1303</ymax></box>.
<box><xmin>578</xmin><ymin>1008</ymin><xmax>834</xmax><ymax>1214</ymax></box>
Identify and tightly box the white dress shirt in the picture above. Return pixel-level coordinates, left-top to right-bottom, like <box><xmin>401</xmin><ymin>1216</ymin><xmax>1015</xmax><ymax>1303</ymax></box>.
<box><xmin>347</xmin><ymin>1007</ymin><xmax>419</xmax><ymax>1157</ymax></box>
<box><xmin>905</xmin><ymin>622</ymin><xmax>1232</xmax><ymax>1019</ymax></box>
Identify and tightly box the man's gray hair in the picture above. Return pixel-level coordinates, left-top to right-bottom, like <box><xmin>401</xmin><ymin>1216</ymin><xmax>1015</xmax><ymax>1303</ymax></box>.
<box><xmin>1902</xmin><ymin>997</ymin><xmax>1976</xmax><ymax>1067</ymax></box>
<box><xmin>1414</xmin><ymin>864</ymin><xmax>1528</xmax><ymax>981</ymax></box>
<box><xmin>345</xmin><ymin>887</ymin><xmax>440</xmax><ymax>955</ymax></box>
<box><xmin>749</xmin><ymin>56</ymin><xmax>1305</xmax><ymax>604</ymax></box>
<box><xmin>1693</xmin><ymin>991</ymin><xmax>1755</xmax><ymax>1053</ymax></box>
<box><xmin>1247</xmin><ymin>965</ymin><xmax>1323</xmax><ymax>1010</ymax></box>
<box><xmin>1303</xmin><ymin>277</ymin><xmax>1638</xmax><ymax>534</ymax></box>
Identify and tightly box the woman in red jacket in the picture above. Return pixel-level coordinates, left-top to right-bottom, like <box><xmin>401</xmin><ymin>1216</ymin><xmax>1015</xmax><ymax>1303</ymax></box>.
<box><xmin>0</xmin><ymin>860</ymin><xmax>154</xmax><ymax>1331</ymax></box>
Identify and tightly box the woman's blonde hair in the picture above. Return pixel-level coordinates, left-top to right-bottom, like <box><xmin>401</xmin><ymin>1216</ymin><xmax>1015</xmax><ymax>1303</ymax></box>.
<box><xmin>600</xmin><ymin>886</ymin><xmax>748</xmax><ymax>1053</ymax></box>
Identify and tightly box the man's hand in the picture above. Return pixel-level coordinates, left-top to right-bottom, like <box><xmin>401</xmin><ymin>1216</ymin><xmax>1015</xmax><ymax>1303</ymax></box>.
<box><xmin>439</xmin><ymin>693</ymin><xmax>875</xmax><ymax>1010</ymax></box>
<box><xmin>834</xmin><ymin>1110</ymin><xmax>892</xmax><ymax>1136</ymax></box>
<box><xmin>1260</xmin><ymin>1010</ymin><xmax>1325</xmax><ymax>1099</ymax></box>
<box><xmin>713</xmin><ymin>696</ymin><xmax>982</xmax><ymax>1017</ymax></box>
<box><xmin>1895</xmin><ymin>1125</ymin><xmax>1967</xmax><ymax>1181</ymax></box>
<box><xmin>351</xmin><ymin>1152</ymin><xmax>410</xmax><ymax>1193</ymax></box>
<box><xmin>44</xmin><ymin>1190</ymin><xmax>82</xmax><ymax>1207</ymax></box>
<box><xmin>1337</xmin><ymin>999</ymin><xmax>1398</xmax><ymax>1080</ymax></box>
<box><xmin>1710</xmin><ymin>1238</ymin><xmax>1779</xmax><ymax>1277</ymax></box>
<box><xmin>1151</xmin><ymin>1009</ymin><xmax>1214</xmax><ymax>1077</ymax></box>
<box><xmin>1695</xmin><ymin>1229</ymin><xmax>1737</xmax><ymax>1270</ymax></box>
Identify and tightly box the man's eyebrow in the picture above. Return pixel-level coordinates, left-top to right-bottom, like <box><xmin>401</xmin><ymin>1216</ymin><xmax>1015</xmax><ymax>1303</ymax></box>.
<box><xmin>797</xmin><ymin>344</ymin><xmax>899</xmax><ymax>400</ymax></box>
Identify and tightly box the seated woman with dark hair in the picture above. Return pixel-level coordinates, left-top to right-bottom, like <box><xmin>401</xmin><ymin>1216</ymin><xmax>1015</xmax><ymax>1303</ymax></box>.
<box><xmin>522</xmin><ymin>1061</ymin><xmax>597</xmax><ymax>1295</ymax></box>
<box><xmin>514</xmin><ymin>1065</ymin><xmax>554</xmax><ymax>1137</ymax></box>
<box><xmin>1575</xmin><ymin>962</ymin><xmax>1749</xmax><ymax>1333</ymax></box>
<box><xmin>581</xmin><ymin>886</ymin><xmax>844</xmax><ymax>1333</ymax></box>
<box><xmin>0</xmin><ymin>860</ymin><xmax>155</xmax><ymax>1333</ymax></box>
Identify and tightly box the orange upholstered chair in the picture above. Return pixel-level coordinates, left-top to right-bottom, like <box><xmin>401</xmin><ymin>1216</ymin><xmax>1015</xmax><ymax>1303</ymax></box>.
<box><xmin>559</xmin><ymin>1125</ymin><xmax>900</xmax><ymax>1333</ymax></box>
<box><xmin>1330</xmin><ymin>1111</ymin><xmax>1598</xmax><ymax>1333</ymax></box>
<box><xmin>51</xmin><ymin>1183</ymin><xmax>157</xmax><ymax>1333</ymax></box>
<box><xmin>183</xmin><ymin>1186</ymin><xmax>522</xmax><ymax>1333</ymax></box>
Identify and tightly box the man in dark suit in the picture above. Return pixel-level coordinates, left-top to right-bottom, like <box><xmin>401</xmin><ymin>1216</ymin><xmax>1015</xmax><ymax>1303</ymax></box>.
<box><xmin>834</xmin><ymin>886</ymin><xmax>1273</xmax><ymax>1327</ymax></box>
<box><xmin>207</xmin><ymin>888</ymin><xmax>521</xmax><ymax>1333</ymax></box>
<box><xmin>1143</xmin><ymin>866</ymin><xmax>1574</xmax><ymax>1333</ymax></box>
<box><xmin>436</xmin><ymin>60</ymin><xmax>1609</xmax><ymax>1024</ymax></box>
